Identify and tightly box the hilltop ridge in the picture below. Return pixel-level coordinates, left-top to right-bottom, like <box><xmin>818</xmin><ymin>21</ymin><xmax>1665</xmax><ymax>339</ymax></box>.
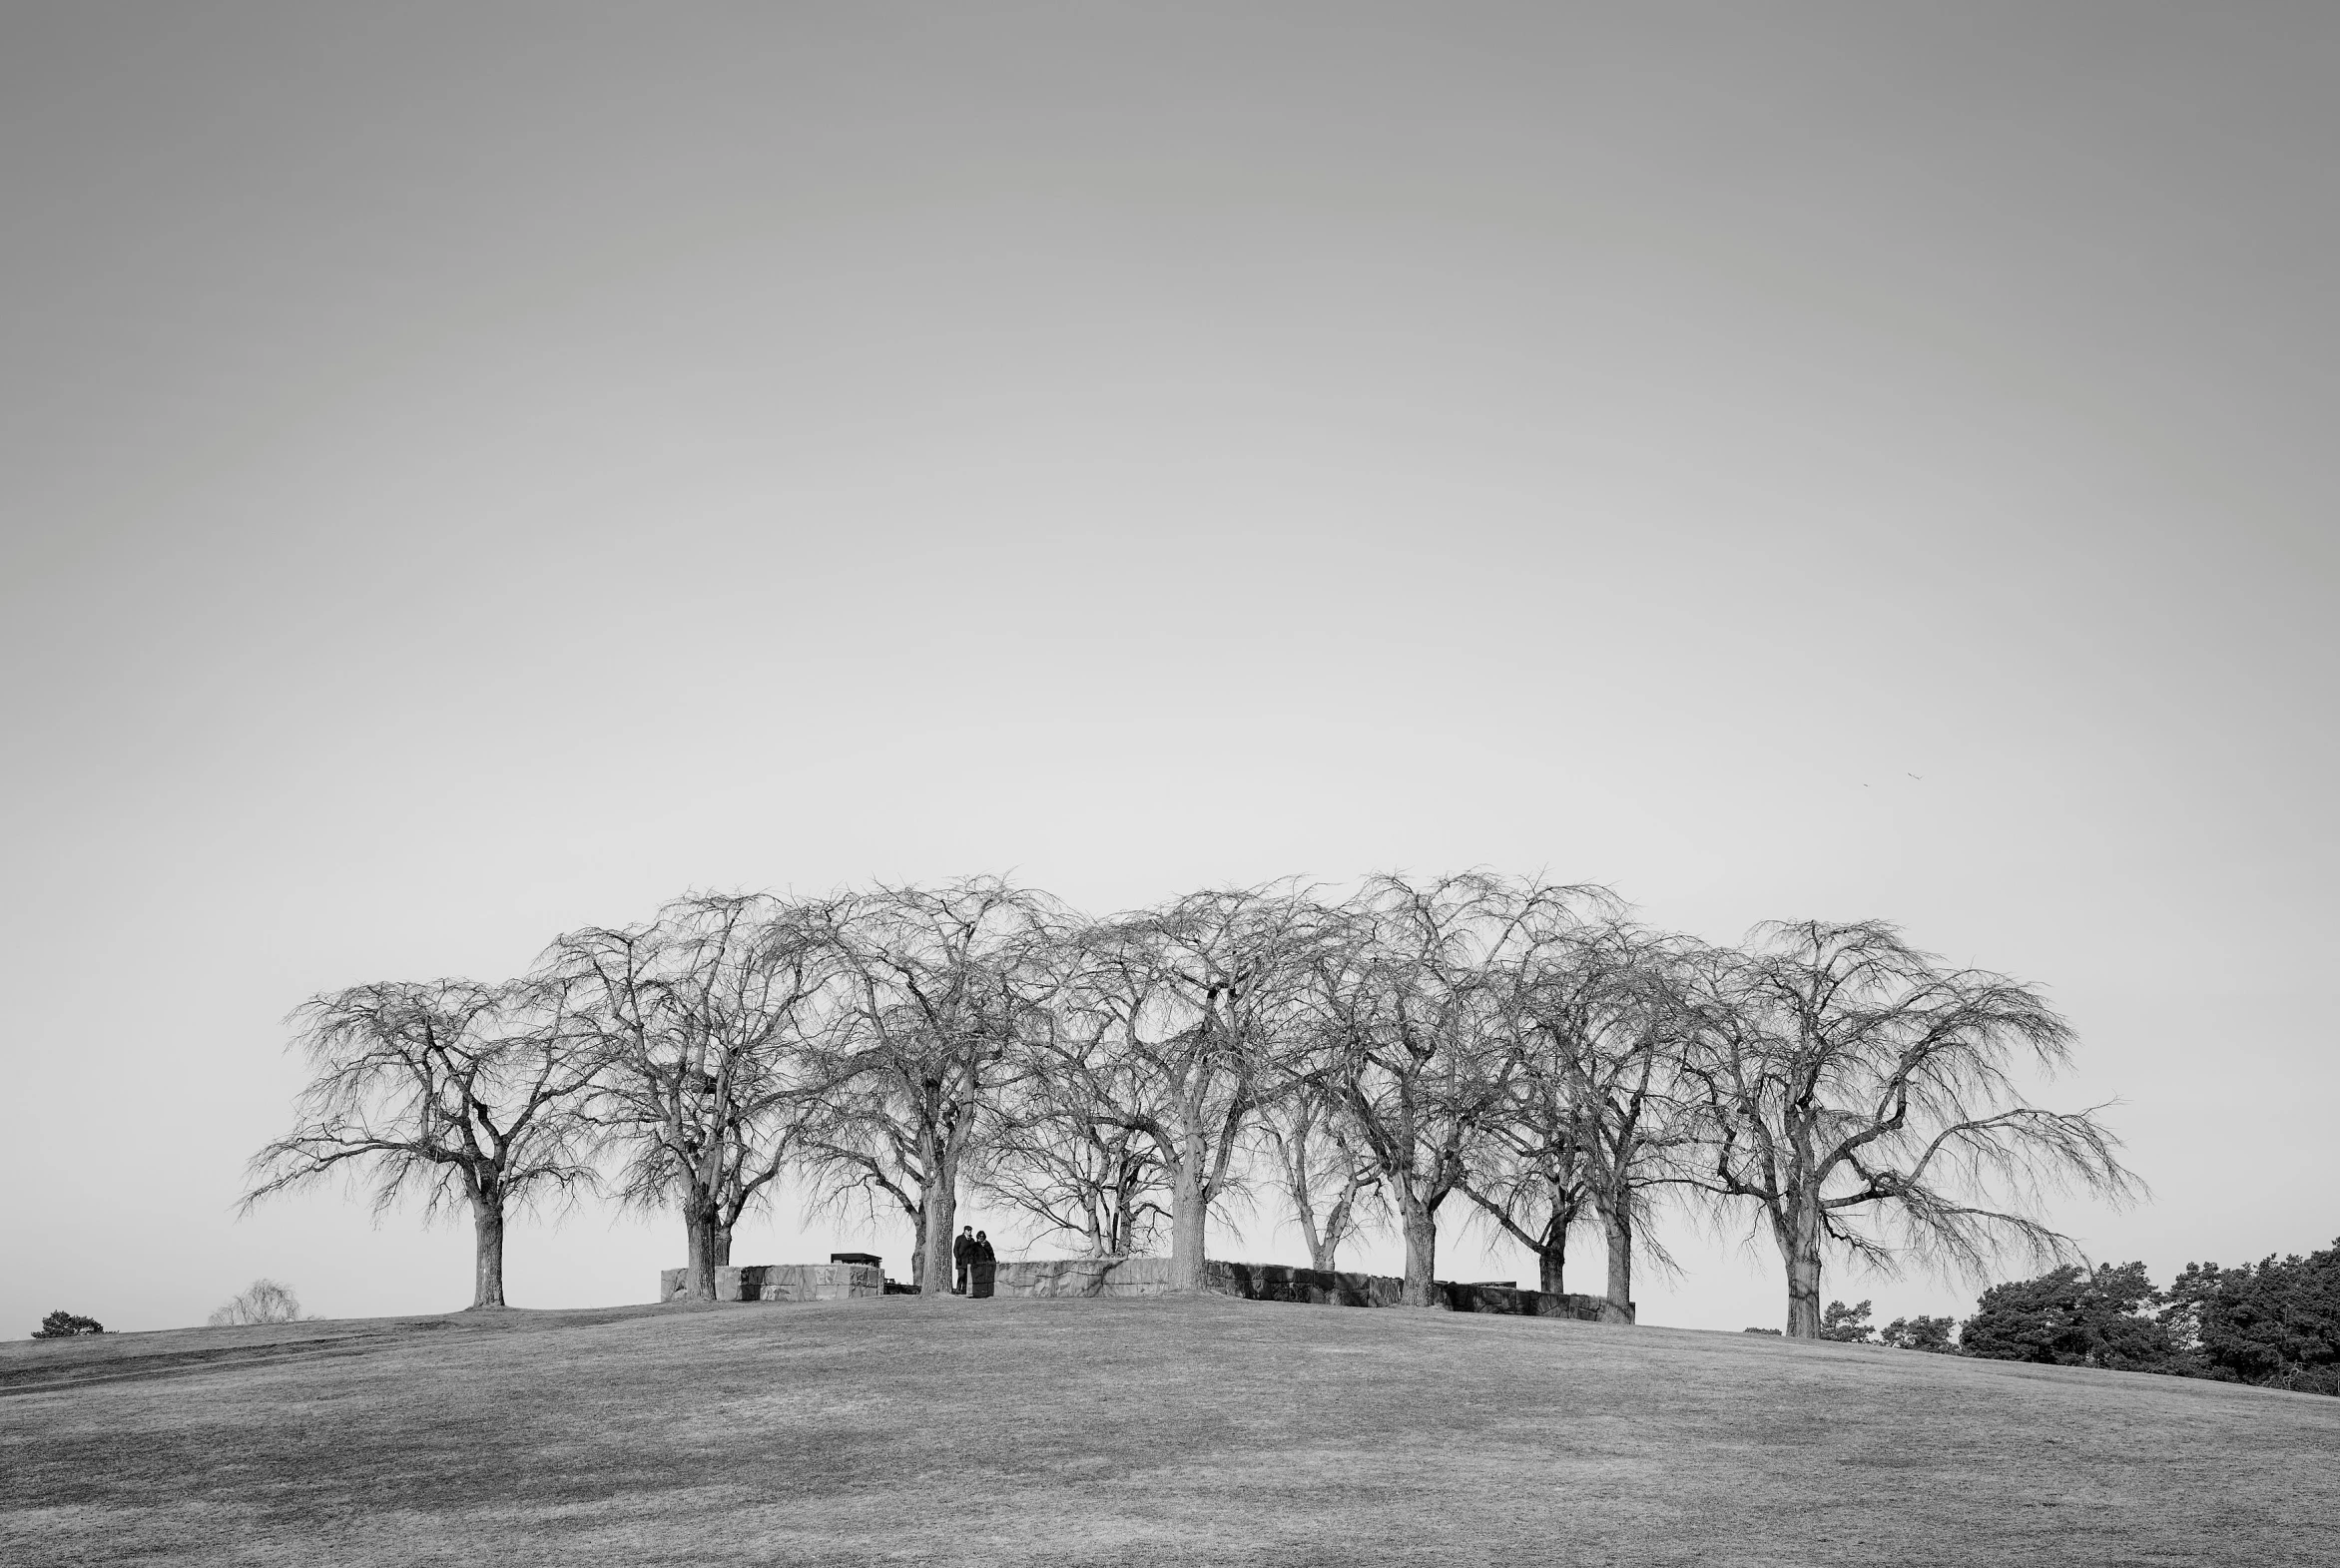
<box><xmin>4</xmin><ymin>1294</ymin><xmax>2335</xmax><ymax>1566</ymax></box>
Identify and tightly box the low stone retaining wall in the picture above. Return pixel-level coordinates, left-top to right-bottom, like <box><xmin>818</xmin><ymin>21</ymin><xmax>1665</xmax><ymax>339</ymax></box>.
<box><xmin>659</xmin><ymin>1264</ymin><xmax>885</xmax><ymax>1303</ymax></box>
<box><xmin>1204</xmin><ymin>1261</ymin><xmax>1400</xmax><ymax>1307</ymax></box>
<box><xmin>986</xmin><ymin>1256</ymin><xmax>1178</xmax><ymax>1298</ymax></box>
<box><xmin>1437</xmin><ymin>1282</ymin><xmax>1623</xmax><ymax>1321</ymax></box>
<box><xmin>658</xmin><ymin>1257</ymin><xmax>1627</xmax><ymax>1321</ymax></box>
<box><xmin>1206</xmin><ymin>1261</ymin><xmax>1626</xmax><ymax>1321</ymax></box>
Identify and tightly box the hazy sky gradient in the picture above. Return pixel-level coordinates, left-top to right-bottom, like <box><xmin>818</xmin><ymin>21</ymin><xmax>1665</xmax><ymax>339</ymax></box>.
<box><xmin>4</xmin><ymin>4</ymin><xmax>2335</xmax><ymax>1333</ymax></box>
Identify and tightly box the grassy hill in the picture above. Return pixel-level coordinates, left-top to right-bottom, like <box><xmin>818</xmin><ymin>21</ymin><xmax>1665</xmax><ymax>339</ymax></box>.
<box><xmin>4</xmin><ymin>1294</ymin><xmax>2335</xmax><ymax>1566</ymax></box>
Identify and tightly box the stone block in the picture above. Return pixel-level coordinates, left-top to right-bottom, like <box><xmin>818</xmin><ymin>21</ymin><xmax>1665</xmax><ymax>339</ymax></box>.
<box><xmin>989</xmin><ymin>1256</ymin><xmax>1178</xmax><ymax>1299</ymax></box>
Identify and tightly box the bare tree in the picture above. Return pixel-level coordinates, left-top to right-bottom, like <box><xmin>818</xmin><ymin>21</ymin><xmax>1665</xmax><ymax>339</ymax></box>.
<box><xmin>1256</xmin><ymin>1078</ymin><xmax>1381</xmax><ymax>1273</ymax></box>
<box><xmin>979</xmin><ymin>1106</ymin><xmax>1170</xmax><ymax>1258</ymax></box>
<box><xmin>1682</xmin><ymin>920</ymin><xmax>2141</xmax><ymax>1338</ymax></box>
<box><xmin>242</xmin><ymin>977</ymin><xmax>599</xmax><ymax>1309</ymax></box>
<box><xmin>1502</xmin><ymin>921</ymin><xmax>1697</xmax><ymax>1319</ymax></box>
<box><xmin>1457</xmin><ymin>1102</ymin><xmax>1593</xmax><ymax>1296</ymax></box>
<box><xmin>798</xmin><ymin>878</ymin><xmax>1062</xmax><ymax>1298</ymax></box>
<box><xmin>973</xmin><ymin>1010</ymin><xmax>1170</xmax><ymax>1258</ymax></box>
<box><xmin>1053</xmin><ymin>885</ymin><xmax>1330</xmax><ymax>1293</ymax></box>
<box><xmin>546</xmin><ymin>891</ymin><xmax>837</xmax><ymax>1302</ymax></box>
<box><xmin>209</xmin><ymin>1279</ymin><xmax>308</xmax><ymax>1325</ymax></box>
<box><xmin>1310</xmin><ymin>873</ymin><xmax>1606</xmax><ymax>1307</ymax></box>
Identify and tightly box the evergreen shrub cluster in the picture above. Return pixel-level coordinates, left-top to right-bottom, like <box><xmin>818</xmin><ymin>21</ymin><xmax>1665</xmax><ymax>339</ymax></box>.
<box><xmin>1808</xmin><ymin>1240</ymin><xmax>2340</xmax><ymax>1395</ymax></box>
<box><xmin>30</xmin><ymin>1310</ymin><xmax>104</xmax><ymax>1338</ymax></box>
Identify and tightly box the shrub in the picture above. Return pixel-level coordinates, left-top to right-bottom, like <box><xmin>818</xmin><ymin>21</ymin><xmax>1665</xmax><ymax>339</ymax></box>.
<box><xmin>31</xmin><ymin>1310</ymin><xmax>104</xmax><ymax>1338</ymax></box>
<box><xmin>1960</xmin><ymin>1262</ymin><xmax>2178</xmax><ymax>1371</ymax></box>
<box><xmin>1819</xmin><ymin>1300</ymin><xmax>1876</xmax><ymax>1342</ymax></box>
<box><xmin>1879</xmin><ymin>1313</ymin><xmax>1959</xmax><ymax>1352</ymax></box>
<box><xmin>209</xmin><ymin>1279</ymin><xmax>308</xmax><ymax>1326</ymax></box>
<box><xmin>2164</xmin><ymin>1241</ymin><xmax>2339</xmax><ymax>1394</ymax></box>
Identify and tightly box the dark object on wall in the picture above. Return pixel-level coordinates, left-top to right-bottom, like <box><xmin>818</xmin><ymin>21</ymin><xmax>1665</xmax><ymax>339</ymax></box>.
<box><xmin>830</xmin><ymin>1253</ymin><xmax>881</xmax><ymax>1268</ymax></box>
<box><xmin>31</xmin><ymin>1311</ymin><xmax>104</xmax><ymax>1338</ymax></box>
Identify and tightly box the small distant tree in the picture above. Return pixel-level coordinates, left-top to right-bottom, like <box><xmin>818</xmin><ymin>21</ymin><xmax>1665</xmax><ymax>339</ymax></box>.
<box><xmin>1682</xmin><ymin>921</ymin><xmax>2140</xmax><ymax>1338</ymax></box>
<box><xmin>1880</xmin><ymin>1313</ymin><xmax>1959</xmax><ymax>1352</ymax></box>
<box><xmin>1819</xmin><ymin>1299</ymin><xmax>1875</xmax><ymax>1341</ymax></box>
<box><xmin>209</xmin><ymin>1279</ymin><xmax>307</xmax><ymax>1326</ymax></box>
<box><xmin>242</xmin><ymin>977</ymin><xmax>601</xmax><ymax>1309</ymax></box>
<box><xmin>31</xmin><ymin>1311</ymin><xmax>103</xmax><ymax>1338</ymax></box>
<box><xmin>1960</xmin><ymin>1261</ymin><xmax>2178</xmax><ymax>1371</ymax></box>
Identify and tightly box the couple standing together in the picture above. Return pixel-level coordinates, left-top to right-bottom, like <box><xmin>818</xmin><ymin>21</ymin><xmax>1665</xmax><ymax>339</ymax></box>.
<box><xmin>952</xmin><ymin>1225</ymin><xmax>995</xmax><ymax>1297</ymax></box>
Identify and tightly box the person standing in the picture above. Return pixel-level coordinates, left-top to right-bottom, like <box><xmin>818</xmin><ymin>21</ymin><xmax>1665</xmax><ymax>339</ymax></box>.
<box><xmin>952</xmin><ymin>1225</ymin><xmax>975</xmax><ymax>1295</ymax></box>
<box><xmin>971</xmin><ymin>1230</ymin><xmax>997</xmax><ymax>1300</ymax></box>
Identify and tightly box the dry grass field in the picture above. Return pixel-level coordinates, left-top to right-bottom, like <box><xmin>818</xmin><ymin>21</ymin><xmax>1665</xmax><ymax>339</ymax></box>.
<box><xmin>4</xmin><ymin>1292</ymin><xmax>2336</xmax><ymax>1566</ymax></box>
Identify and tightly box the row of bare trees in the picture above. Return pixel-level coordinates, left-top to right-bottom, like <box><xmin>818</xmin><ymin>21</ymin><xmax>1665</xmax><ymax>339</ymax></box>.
<box><xmin>244</xmin><ymin>873</ymin><xmax>2137</xmax><ymax>1337</ymax></box>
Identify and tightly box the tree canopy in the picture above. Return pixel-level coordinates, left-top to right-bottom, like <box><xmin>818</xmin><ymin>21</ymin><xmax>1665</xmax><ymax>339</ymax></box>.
<box><xmin>244</xmin><ymin>875</ymin><xmax>2143</xmax><ymax>1334</ymax></box>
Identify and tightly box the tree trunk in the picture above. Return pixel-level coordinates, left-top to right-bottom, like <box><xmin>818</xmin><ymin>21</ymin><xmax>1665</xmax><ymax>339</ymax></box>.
<box><xmin>1397</xmin><ymin>1188</ymin><xmax>1442</xmax><ymax>1307</ymax></box>
<box><xmin>920</xmin><ymin>1166</ymin><xmax>957</xmax><ymax>1302</ymax></box>
<box><xmin>1291</xmin><ymin>1195</ymin><xmax>1323</xmax><ymax>1271</ymax></box>
<box><xmin>1535</xmin><ymin>1211</ymin><xmax>1566</xmax><ymax>1295</ymax></box>
<box><xmin>1168</xmin><ymin>1157</ymin><xmax>1207</xmax><ymax>1292</ymax></box>
<box><xmin>471</xmin><ymin>1197</ymin><xmax>507</xmax><ymax>1309</ymax></box>
<box><xmin>682</xmin><ymin>1194</ymin><xmax>719</xmax><ymax>1301</ymax></box>
<box><xmin>1600</xmin><ymin>1206</ymin><xmax>1634</xmax><ymax>1324</ymax></box>
<box><xmin>711</xmin><ymin>1223</ymin><xmax>734</xmax><ymax>1269</ymax></box>
<box><xmin>1310</xmin><ymin>1216</ymin><xmax>1345</xmax><ymax>1274</ymax></box>
<box><xmin>1777</xmin><ymin>1199</ymin><xmax>1824</xmax><ymax>1337</ymax></box>
<box><xmin>1112</xmin><ymin>1171</ymin><xmax>1141</xmax><ymax>1255</ymax></box>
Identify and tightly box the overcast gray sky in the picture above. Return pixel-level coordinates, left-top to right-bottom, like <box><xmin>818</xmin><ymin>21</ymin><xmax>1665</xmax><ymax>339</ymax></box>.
<box><xmin>4</xmin><ymin>3</ymin><xmax>2335</xmax><ymax>1334</ymax></box>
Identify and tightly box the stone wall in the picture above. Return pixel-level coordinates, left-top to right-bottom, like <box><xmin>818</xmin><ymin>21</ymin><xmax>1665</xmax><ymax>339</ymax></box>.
<box><xmin>658</xmin><ymin>1264</ymin><xmax>884</xmax><ymax>1303</ymax></box>
<box><xmin>657</xmin><ymin>1257</ymin><xmax>1627</xmax><ymax>1321</ymax></box>
<box><xmin>1436</xmin><ymin>1282</ymin><xmax>1622</xmax><ymax>1321</ymax></box>
<box><xmin>1205</xmin><ymin>1261</ymin><xmax>1625</xmax><ymax>1321</ymax></box>
<box><xmin>1202</xmin><ymin>1261</ymin><xmax>1401</xmax><ymax>1307</ymax></box>
<box><xmin>986</xmin><ymin>1256</ymin><xmax>1178</xmax><ymax>1298</ymax></box>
